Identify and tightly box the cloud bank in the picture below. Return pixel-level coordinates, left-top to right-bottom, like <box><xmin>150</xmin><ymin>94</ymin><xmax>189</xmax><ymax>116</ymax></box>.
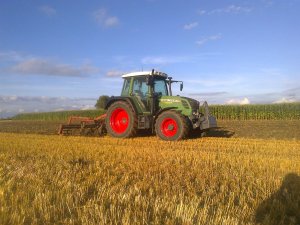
<box><xmin>8</xmin><ymin>58</ymin><xmax>100</xmax><ymax>77</ymax></box>
<box><xmin>0</xmin><ymin>95</ymin><xmax>97</xmax><ymax>118</ymax></box>
<box><xmin>0</xmin><ymin>51</ymin><xmax>100</xmax><ymax>77</ymax></box>
<box><xmin>226</xmin><ymin>97</ymin><xmax>250</xmax><ymax>105</ymax></box>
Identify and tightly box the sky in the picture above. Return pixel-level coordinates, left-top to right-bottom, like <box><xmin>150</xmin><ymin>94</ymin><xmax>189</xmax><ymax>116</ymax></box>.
<box><xmin>0</xmin><ymin>0</ymin><xmax>300</xmax><ymax>117</ymax></box>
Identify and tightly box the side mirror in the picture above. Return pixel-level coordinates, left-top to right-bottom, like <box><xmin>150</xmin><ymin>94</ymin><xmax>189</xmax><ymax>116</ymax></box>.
<box><xmin>180</xmin><ymin>83</ymin><xmax>183</xmax><ymax>91</ymax></box>
<box><xmin>146</xmin><ymin>75</ymin><xmax>153</xmax><ymax>86</ymax></box>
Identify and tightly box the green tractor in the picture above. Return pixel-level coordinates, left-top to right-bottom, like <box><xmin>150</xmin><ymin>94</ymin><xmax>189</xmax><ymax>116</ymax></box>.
<box><xmin>105</xmin><ymin>70</ymin><xmax>217</xmax><ymax>141</ymax></box>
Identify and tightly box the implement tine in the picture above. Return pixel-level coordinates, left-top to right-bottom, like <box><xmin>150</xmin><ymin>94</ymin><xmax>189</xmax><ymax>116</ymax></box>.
<box><xmin>58</xmin><ymin>114</ymin><xmax>106</xmax><ymax>136</ymax></box>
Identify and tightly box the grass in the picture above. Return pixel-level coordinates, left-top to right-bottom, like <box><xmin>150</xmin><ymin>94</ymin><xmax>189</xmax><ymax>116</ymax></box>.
<box><xmin>0</xmin><ymin>133</ymin><xmax>299</xmax><ymax>224</ymax></box>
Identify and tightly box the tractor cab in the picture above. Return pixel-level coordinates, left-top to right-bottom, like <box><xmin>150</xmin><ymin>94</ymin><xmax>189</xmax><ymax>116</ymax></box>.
<box><xmin>121</xmin><ymin>71</ymin><xmax>168</xmax><ymax>112</ymax></box>
<box><xmin>120</xmin><ymin>70</ymin><xmax>184</xmax><ymax>113</ymax></box>
<box><xmin>121</xmin><ymin>71</ymin><xmax>169</xmax><ymax>96</ymax></box>
<box><xmin>121</xmin><ymin>70</ymin><xmax>183</xmax><ymax>97</ymax></box>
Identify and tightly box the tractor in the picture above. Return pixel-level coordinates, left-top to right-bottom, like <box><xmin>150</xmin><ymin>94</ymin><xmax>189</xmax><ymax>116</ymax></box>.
<box><xmin>59</xmin><ymin>70</ymin><xmax>217</xmax><ymax>141</ymax></box>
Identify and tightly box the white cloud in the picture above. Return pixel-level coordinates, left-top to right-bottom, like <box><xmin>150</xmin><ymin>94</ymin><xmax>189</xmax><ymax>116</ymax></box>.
<box><xmin>241</xmin><ymin>98</ymin><xmax>250</xmax><ymax>105</ymax></box>
<box><xmin>93</xmin><ymin>8</ymin><xmax>119</xmax><ymax>27</ymax></box>
<box><xmin>183</xmin><ymin>75</ymin><xmax>244</xmax><ymax>87</ymax></box>
<box><xmin>213</xmin><ymin>5</ymin><xmax>252</xmax><ymax>14</ymax></box>
<box><xmin>273</xmin><ymin>97</ymin><xmax>296</xmax><ymax>104</ymax></box>
<box><xmin>260</xmin><ymin>68</ymin><xmax>281</xmax><ymax>76</ymax></box>
<box><xmin>197</xmin><ymin>10</ymin><xmax>206</xmax><ymax>15</ymax></box>
<box><xmin>7</xmin><ymin>58</ymin><xmax>100</xmax><ymax>77</ymax></box>
<box><xmin>262</xmin><ymin>0</ymin><xmax>274</xmax><ymax>7</ymax></box>
<box><xmin>105</xmin><ymin>17</ymin><xmax>119</xmax><ymax>27</ymax></box>
<box><xmin>183</xmin><ymin>22</ymin><xmax>198</xmax><ymax>30</ymax></box>
<box><xmin>199</xmin><ymin>5</ymin><xmax>252</xmax><ymax>15</ymax></box>
<box><xmin>0</xmin><ymin>96</ymin><xmax>18</xmax><ymax>102</ymax></box>
<box><xmin>0</xmin><ymin>51</ymin><xmax>26</xmax><ymax>61</ymax></box>
<box><xmin>81</xmin><ymin>105</ymin><xmax>95</xmax><ymax>110</ymax></box>
<box><xmin>141</xmin><ymin>56</ymin><xmax>191</xmax><ymax>65</ymax></box>
<box><xmin>39</xmin><ymin>5</ymin><xmax>56</xmax><ymax>16</ymax></box>
<box><xmin>189</xmin><ymin>92</ymin><xmax>227</xmax><ymax>97</ymax></box>
<box><xmin>226</xmin><ymin>97</ymin><xmax>250</xmax><ymax>105</ymax></box>
<box><xmin>106</xmin><ymin>70</ymin><xmax>124</xmax><ymax>77</ymax></box>
<box><xmin>54</xmin><ymin>108</ymin><xmax>65</xmax><ymax>112</ymax></box>
<box><xmin>196</xmin><ymin>34</ymin><xmax>222</xmax><ymax>46</ymax></box>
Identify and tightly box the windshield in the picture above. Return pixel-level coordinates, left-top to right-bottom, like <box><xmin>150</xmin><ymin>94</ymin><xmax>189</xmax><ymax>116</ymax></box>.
<box><xmin>154</xmin><ymin>78</ymin><xmax>168</xmax><ymax>96</ymax></box>
<box><xmin>121</xmin><ymin>78</ymin><xmax>130</xmax><ymax>96</ymax></box>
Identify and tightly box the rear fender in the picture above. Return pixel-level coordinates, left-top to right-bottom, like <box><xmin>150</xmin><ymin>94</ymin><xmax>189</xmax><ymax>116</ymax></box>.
<box><xmin>105</xmin><ymin>96</ymin><xmax>138</xmax><ymax>114</ymax></box>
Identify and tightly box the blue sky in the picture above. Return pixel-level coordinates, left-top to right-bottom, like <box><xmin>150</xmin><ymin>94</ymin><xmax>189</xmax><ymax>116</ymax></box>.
<box><xmin>0</xmin><ymin>0</ymin><xmax>300</xmax><ymax>117</ymax></box>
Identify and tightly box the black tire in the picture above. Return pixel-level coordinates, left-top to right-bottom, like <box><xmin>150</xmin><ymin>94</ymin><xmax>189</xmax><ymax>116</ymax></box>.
<box><xmin>155</xmin><ymin>110</ymin><xmax>190</xmax><ymax>141</ymax></box>
<box><xmin>105</xmin><ymin>101</ymin><xmax>137</xmax><ymax>138</ymax></box>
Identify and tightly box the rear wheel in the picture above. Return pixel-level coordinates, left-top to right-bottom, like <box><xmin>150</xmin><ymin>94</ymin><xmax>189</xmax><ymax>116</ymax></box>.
<box><xmin>106</xmin><ymin>101</ymin><xmax>137</xmax><ymax>138</ymax></box>
<box><xmin>155</xmin><ymin>110</ymin><xmax>189</xmax><ymax>141</ymax></box>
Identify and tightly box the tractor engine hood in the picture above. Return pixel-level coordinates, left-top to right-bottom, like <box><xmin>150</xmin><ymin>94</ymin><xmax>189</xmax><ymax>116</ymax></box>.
<box><xmin>180</xmin><ymin>97</ymin><xmax>200</xmax><ymax>111</ymax></box>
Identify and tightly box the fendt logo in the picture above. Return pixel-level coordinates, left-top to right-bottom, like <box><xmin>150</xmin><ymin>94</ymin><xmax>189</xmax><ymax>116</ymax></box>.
<box><xmin>160</xmin><ymin>99</ymin><xmax>181</xmax><ymax>103</ymax></box>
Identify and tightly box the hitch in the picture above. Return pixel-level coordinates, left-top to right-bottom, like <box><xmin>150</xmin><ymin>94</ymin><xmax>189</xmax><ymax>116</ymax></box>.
<box><xmin>199</xmin><ymin>101</ymin><xmax>217</xmax><ymax>130</ymax></box>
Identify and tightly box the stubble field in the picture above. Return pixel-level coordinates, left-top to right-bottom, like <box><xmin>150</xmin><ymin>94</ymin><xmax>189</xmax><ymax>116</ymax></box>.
<box><xmin>0</xmin><ymin>120</ymin><xmax>300</xmax><ymax>224</ymax></box>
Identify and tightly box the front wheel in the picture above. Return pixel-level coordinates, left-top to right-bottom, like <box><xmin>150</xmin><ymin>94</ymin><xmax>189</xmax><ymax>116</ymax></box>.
<box><xmin>155</xmin><ymin>111</ymin><xmax>189</xmax><ymax>141</ymax></box>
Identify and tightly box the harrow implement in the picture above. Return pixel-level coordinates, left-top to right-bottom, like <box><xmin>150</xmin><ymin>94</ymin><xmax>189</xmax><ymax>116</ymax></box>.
<box><xmin>58</xmin><ymin>114</ymin><xmax>106</xmax><ymax>136</ymax></box>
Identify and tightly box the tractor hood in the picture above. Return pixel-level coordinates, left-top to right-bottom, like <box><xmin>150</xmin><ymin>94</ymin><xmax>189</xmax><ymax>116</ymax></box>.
<box><xmin>159</xmin><ymin>96</ymin><xmax>200</xmax><ymax>117</ymax></box>
<box><xmin>180</xmin><ymin>97</ymin><xmax>200</xmax><ymax>112</ymax></box>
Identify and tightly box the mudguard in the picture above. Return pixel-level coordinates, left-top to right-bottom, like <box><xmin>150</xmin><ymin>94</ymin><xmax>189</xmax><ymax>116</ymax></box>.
<box><xmin>105</xmin><ymin>96</ymin><xmax>138</xmax><ymax>114</ymax></box>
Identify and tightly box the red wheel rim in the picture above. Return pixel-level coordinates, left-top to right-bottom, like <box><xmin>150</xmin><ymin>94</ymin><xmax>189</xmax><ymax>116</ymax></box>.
<box><xmin>110</xmin><ymin>108</ymin><xmax>129</xmax><ymax>134</ymax></box>
<box><xmin>161</xmin><ymin>118</ymin><xmax>178</xmax><ymax>137</ymax></box>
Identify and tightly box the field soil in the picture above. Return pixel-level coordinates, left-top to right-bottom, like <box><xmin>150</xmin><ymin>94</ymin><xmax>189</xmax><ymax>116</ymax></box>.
<box><xmin>1</xmin><ymin>120</ymin><xmax>300</xmax><ymax>140</ymax></box>
<box><xmin>213</xmin><ymin>120</ymin><xmax>300</xmax><ymax>140</ymax></box>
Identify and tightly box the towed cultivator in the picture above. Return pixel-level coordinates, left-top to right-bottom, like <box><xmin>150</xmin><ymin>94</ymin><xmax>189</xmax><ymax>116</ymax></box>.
<box><xmin>58</xmin><ymin>114</ymin><xmax>106</xmax><ymax>136</ymax></box>
<box><xmin>59</xmin><ymin>70</ymin><xmax>217</xmax><ymax>141</ymax></box>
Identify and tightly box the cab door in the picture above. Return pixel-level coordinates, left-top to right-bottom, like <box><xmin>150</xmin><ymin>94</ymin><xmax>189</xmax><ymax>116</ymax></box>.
<box><xmin>131</xmin><ymin>76</ymin><xmax>150</xmax><ymax>112</ymax></box>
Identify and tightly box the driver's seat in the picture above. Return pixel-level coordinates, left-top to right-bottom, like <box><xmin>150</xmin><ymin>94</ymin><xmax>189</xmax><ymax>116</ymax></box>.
<box><xmin>134</xmin><ymin>91</ymin><xmax>147</xmax><ymax>111</ymax></box>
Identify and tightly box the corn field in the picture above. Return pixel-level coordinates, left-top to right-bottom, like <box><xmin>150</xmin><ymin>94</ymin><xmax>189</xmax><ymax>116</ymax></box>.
<box><xmin>0</xmin><ymin>133</ymin><xmax>299</xmax><ymax>225</ymax></box>
<box><xmin>208</xmin><ymin>103</ymin><xmax>300</xmax><ymax>120</ymax></box>
<box><xmin>11</xmin><ymin>103</ymin><xmax>300</xmax><ymax>121</ymax></box>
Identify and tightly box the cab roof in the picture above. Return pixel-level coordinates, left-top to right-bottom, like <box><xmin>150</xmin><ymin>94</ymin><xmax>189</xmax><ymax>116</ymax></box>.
<box><xmin>121</xmin><ymin>70</ymin><xmax>168</xmax><ymax>78</ymax></box>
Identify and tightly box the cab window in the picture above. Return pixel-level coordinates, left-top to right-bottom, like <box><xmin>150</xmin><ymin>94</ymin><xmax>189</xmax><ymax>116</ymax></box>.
<box><xmin>133</xmin><ymin>77</ymin><xmax>148</xmax><ymax>98</ymax></box>
<box><xmin>154</xmin><ymin>79</ymin><xmax>168</xmax><ymax>96</ymax></box>
<box><xmin>121</xmin><ymin>78</ymin><xmax>130</xmax><ymax>96</ymax></box>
